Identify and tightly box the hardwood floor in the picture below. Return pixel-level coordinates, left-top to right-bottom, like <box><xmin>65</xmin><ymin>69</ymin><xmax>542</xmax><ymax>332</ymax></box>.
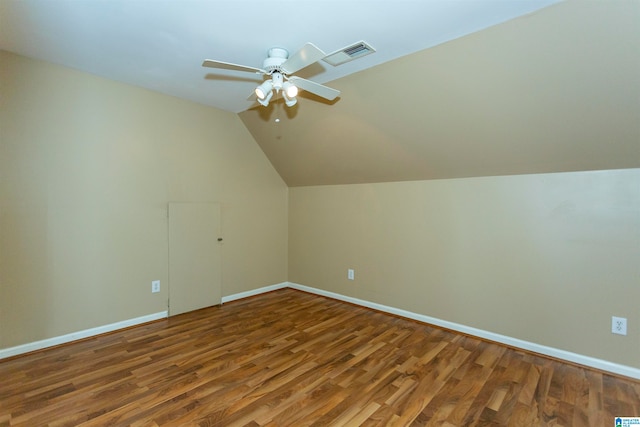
<box><xmin>1</xmin><ymin>288</ymin><xmax>638</xmax><ymax>426</ymax></box>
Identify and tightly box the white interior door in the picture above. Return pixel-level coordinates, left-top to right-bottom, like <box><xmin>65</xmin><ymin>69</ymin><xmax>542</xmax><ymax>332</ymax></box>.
<box><xmin>168</xmin><ymin>202</ymin><xmax>222</xmax><ymax>316</ymax></box>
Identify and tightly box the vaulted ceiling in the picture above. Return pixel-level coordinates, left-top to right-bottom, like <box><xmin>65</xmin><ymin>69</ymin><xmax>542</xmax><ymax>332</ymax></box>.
<box><xmin>2</xmin><ymin>1</ymin><xmax>638</xmax><ymax>187</ymax></box>
<box><xmin>239</xmin><ymin>1</ymin><xmax>640</xmax><ymax>186</ymax></box>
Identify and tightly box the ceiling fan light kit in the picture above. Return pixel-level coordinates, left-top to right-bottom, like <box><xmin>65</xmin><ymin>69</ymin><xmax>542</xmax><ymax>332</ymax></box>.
<box><xmin>255</xmin><ymin>80</ymin><xmax>273</xmax><ymax>100</ymax></box>
<box><xmin>203</xmin><ymin>41</ymin><xmax>375</xmax><ymax>109</ymax></box>
<box><xmin>257</xmin><ymin>90</ymin><xmax>273</xmax><ymax>107</ymax></box>
<box><xmin>283</xmin><ymin>81</ymin><xmax>298</xmax><ymax>98</ymax></box>
<box><xmin>282</xmin><ymin>81</ymin><xmax>298</xmax><ymax>107</ymax></box>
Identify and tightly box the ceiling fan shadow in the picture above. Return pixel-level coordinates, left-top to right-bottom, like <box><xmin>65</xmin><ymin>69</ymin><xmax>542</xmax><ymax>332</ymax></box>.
<box><xmin>247</xmin><ymin>97</ymin><xmax>301</xmax><ymax>122</ymax></box>
<box><xmin>205</xmin><ymin>73</ymin><xmax>263</xmax><ymax>83</ymax></box>
<box><xmin>249</xmin><ymin>101</ymin><xmax>274</xmax><ymax>121</ymax></box>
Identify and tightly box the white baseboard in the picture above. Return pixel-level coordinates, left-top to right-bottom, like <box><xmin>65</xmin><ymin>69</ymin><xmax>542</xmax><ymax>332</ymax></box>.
<box><xmin>221</xmin><ymin>282</ymin><xmax>289</xmax><ymax>304</ymax></box>
<box><xmin>285</xmin><ymin>282</ymin><xmax>640</xmax><ymax>380</ymax></box>
<box><xmin>0</xmin><ymin>311</ymin><xmax>168</xmax><ymax>360</ymax></box>
<box><xmin>4</xmin><ymin>282</ymin><xmax>638</xmax><ymax>380</ymax></box>
<box><xmin>0</xmin><ymin>281</ymin><xmax>292</xmax><ymax>361</ymax></box>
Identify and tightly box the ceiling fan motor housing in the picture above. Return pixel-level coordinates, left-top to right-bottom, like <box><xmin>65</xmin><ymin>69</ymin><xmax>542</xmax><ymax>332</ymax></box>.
<box><xmin>263</xmin><ymin>47</ymin><xmax>289</xmax><ymax>73</ymax></box>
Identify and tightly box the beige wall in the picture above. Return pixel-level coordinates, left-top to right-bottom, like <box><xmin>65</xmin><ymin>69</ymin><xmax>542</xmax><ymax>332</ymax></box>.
<box><xmin>289</xmin><ymin>170</ymin><xmax>640</xmax><ymax>369</ymax></box>
<box><xmin>0</xmin><ymin>50</ymin><xmax>288</xmax><ymax>349</ymax></box>
<box><xmin>2</xmin><ymin>49</ymin><xmax>638</xmax><ymax>372</ymax></box>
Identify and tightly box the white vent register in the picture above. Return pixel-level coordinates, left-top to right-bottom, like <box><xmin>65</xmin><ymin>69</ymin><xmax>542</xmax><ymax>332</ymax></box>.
<box><xmin>323</xmin><ymin>41</ymin><xmax>376</xmax><ymax>66</ymax></box>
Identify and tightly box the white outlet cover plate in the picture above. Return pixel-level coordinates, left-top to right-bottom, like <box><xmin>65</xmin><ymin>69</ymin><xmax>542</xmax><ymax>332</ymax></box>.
<box><xmin>152</xmin><ymin>280</ymin><xmax>161</xmax><ymax>293</ymax></box>
<box><xmin>612</xmin><ymin>316</ymin><xmax>627</xmax><ymax>335</ymax></box>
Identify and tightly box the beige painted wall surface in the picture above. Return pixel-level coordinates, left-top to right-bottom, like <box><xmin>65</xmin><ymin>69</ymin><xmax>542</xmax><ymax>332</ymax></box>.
<box><xmin>0</xmin><ymin>50</ymin><xmax>288</xmax><ymax>349</ymax></box>
<box><xmin>289</xmin><ymin>169</ymin><xmax>640</xmax><ymax>369</ymax></box>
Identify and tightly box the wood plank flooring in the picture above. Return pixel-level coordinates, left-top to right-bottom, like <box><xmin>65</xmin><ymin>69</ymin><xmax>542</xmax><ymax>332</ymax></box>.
<box><xmin>1</xmin><ymin>288</ymin><xmax>638</xmax><ymax>426</ymax></box>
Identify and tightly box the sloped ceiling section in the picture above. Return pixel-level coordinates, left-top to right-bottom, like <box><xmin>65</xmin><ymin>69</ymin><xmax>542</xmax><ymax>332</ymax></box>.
<box><xmin>239</xmin><ymin>1</ymin><xmax>640</xmax><ymax>187</ymax></box>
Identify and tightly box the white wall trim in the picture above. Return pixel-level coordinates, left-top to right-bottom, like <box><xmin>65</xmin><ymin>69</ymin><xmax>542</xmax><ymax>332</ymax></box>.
<box><xmin>221</xmin><ymin>282</ymin><xmax>289</xmax><ymax>304</ymax></box>
<box><xmin>4</xmin><ymin>282</ymin><xmax>638</xmax><ymax>380</ymax></box>
<box><xmin>0</xmin><ymin>311</ymin><xmax>168</xmax><ymax>360</ymax></box>
<box><xmin>0</xmin><ymin>281</ymin><xmax>292</xmax><ymax>361</ymax></box>
<box><xmin>285</xmin><ymin>282</ymin><xmax>640</xmax><ymax>380</ymax></box>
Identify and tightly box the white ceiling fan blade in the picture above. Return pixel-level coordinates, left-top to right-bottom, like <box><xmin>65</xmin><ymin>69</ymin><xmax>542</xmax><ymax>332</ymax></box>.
<box><xmin>202</xmin><ymin>59</ymin><xmax>265</xmax><ymax>74</ymax></box>
<box><xmin>280</xmin><ymin>43</ymin><xmax>326</xmax><ymax>75</ymax></box>
<box><xmin>288</xmin><ymin>76</ymin><xmax>340</xmax><ymax>101</ymax></box>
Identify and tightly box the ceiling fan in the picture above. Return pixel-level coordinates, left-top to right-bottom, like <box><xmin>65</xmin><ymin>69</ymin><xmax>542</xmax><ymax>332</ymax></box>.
<box><xmin>202</xmin><ymin>41</ymin><xmax>375</xmax><ymax>107</ymax></box>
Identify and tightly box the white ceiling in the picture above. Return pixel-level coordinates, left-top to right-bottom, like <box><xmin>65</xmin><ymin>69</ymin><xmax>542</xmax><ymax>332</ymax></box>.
<box><xmin>0</xmin><ymin>0</ymin><xmax>560</xmax><ymax>114</ymax></box>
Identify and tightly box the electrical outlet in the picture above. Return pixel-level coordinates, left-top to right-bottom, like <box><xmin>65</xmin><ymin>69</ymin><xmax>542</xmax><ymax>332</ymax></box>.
<box><xmin>152</xmin><ymin>280</ymin><xmax>160</xmax><ymax>293</ymax></box>
<box><xmin>348</xmin><ymin>269</ymin><xmax>355</xmax><ymax>281</ymax></box>
<box><xmin>612</xmin><ymin>316</ymin><xmax>627</xmax><ymax>336</ymax></box>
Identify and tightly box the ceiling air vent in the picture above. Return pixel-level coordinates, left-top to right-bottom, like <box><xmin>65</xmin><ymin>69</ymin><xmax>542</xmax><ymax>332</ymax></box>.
<box><xmin>323</xmin><ymin>41</ymin><xmax>376</xmax><ymax>66</ymax></box>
